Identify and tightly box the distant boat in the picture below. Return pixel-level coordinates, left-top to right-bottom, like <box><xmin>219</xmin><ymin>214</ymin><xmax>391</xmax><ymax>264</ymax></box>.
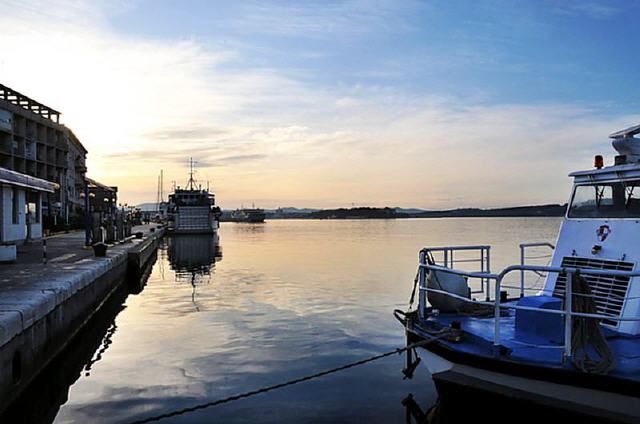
<box><xmin>167</xmin><ymin>159</ymin><xmax>221</xmax><ymax>234</ymax></box>
<box><xmin>230</xmin><ymin>206</ymin><xmax>265</xmax><ymax>223</ymax></box>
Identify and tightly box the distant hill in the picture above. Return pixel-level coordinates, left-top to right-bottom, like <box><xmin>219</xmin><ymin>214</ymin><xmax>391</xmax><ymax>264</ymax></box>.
<box><xmin>267</xmin><ymin>207</ymin><xmax>319</xmax><ymax>214</ymax></box>
<box><xmin>136</xmin><ymin>202</ymin><xmax>160</xmax><ymax>212</ymax></box>
<box><xmin>411</xmin><ymin>204</ymin><xmax>567</xmax><ymax>218</ymax></box>
<box><xmin>164</xmin><ymin>203</ymin><xmax>567</xmax><ymax>220</ymax></box>
<box><xmin>308</xmin><ymin>207</ymin><xmax>396</xmax><ymax>219</ymax></box>
<box><xmin>261</xmin><ymin>204</ymin><xmax>566</xmax><ymax>220</ymax></box>
<box><xmin>394</xmin><ymin>207</ymin><xmax>427</xmax><ymax>214</ymax></box>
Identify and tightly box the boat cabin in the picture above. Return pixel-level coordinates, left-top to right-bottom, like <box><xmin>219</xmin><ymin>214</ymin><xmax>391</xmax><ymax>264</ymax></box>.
<box><xmin>542</xmin><ymin>159</ymin><xmax>640</xmax><ymax>335</ymax></box>
<box><xmin>168</xmin><ymin>188</ymin><xmax>215</xmax><ymax>208</ymax></box>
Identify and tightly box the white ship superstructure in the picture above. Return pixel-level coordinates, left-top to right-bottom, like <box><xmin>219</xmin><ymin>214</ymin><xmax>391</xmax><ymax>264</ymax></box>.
<box><xmin>167</xmin><ymin>159</ymin><xmax>221</xmax><ymax>234</ymax></box>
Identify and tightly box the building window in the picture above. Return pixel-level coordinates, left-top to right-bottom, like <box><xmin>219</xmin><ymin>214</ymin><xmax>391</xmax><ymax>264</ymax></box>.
<box><xmin>12</xmin><ymin>188</ymin><xmax>19</xmax><ymax>224</ymax></box>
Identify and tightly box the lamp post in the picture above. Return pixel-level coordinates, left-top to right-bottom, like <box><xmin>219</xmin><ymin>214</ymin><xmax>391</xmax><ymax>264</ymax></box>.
<box><xmin>81</xmin><ymin>188</ymin><xmax>96</xmax><ymax>246</ymax></box>
<box><xmin>103</xmin><ymin>197</ymin><xmax>112</xmax><ymax>241</ymax></box>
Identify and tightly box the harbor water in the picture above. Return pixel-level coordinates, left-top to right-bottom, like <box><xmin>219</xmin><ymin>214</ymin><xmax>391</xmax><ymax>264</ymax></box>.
<box><xmin>9</xmin><ymin>218</ymin><xmax>561</xmax><ymax>423</ymax></box>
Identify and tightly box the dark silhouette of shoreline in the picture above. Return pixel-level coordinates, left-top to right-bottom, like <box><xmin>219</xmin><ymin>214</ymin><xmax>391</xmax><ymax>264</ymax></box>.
<box><xmin>259</xmin><ymin>204</ymin><xmax>567</xmax><ymax>220</ymax></box>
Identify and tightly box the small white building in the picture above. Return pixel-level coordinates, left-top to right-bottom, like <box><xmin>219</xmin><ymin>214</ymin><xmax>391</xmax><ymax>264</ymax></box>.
<box><xmin>0</xmin><ymin>166</ymin><xmax>57</xmax><ymax>243</ymax></box>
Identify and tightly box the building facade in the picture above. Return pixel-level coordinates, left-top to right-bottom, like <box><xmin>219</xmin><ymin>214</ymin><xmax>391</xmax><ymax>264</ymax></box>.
<box><xmin>0</xmin><ymin>84</ymin><xmax>88</xmax><ymax>232</ymax></box>
<box><xmin>66</xmin><ymin>129</ymin><xmax>88</xmax><ymax>226</ymax></box>
<box><xmin>0</xmin><ymin>167</ymin><xmax>56</xmax><ymax>243</ymax></box>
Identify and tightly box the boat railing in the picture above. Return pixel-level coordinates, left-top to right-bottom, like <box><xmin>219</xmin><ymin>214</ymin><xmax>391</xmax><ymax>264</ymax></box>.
<box><xmin>519</xmin><ymin>242</ymin><xmax>555</xmax><ymax>298</ymax></box>
<box><xmin>417</xmin><ymin>248</ymin><xmax>640</xmax><ymax>361</ymax></box>
<box><xmin>420</xmin><ymin>245</ymin><xmax>492</xmax><ymax>299</ymax></box>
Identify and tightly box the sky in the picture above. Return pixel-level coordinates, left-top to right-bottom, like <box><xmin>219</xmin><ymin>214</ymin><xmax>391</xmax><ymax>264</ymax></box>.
<box><xmin>1</xmin><ymin>0</ymin><xmax>639</xmax><ymax>209</ymax></box>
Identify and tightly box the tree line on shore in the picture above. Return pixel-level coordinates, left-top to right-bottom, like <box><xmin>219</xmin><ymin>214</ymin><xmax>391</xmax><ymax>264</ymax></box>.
<box><xmin>263</xmin><ymin>204</ymin><xmax>567</xmax><ymax>219</ymax></box>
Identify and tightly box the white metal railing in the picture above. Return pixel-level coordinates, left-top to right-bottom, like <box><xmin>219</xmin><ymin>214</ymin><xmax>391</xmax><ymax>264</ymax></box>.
<box><xmin>418</xmin><ymin>249</ymin><xmax>640</xmax><ymax>361</ymax></box>
<box><xmin>519</xmin><ymin>242</ymin><xmax>555</xmax><ymax>298</ymax></box>
<box><xmin>421</xmin><ymin>246</ymin><xmax>491</xmax><ymax>300</ymax></box>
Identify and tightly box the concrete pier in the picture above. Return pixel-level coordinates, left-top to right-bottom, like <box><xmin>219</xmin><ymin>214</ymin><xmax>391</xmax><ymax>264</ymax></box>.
<box><xmin>0</xmin><ymin>224</ymin><xmax>164</xmax><ymax>413</ymax></box>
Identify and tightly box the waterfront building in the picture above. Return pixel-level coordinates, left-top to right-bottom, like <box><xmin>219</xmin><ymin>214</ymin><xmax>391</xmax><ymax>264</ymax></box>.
<box><xmin>65</xmin><ymin>129</ymin><xmax>88</xmax><ymax>227</ymax></box>
<box><xmin>0</xmin><ymin>167</ymin><xmax>56</xmax><ymax>243</ymax></box>
<box><xmin>84</xmin><ymin>178</ymin><xmax>121</xmax><ymax>243</ymax></box>
<box><xmin>86</xmin><ymin>178</ymin><xmax>117</xmax><ymax>214</ymax></box>
<box><xmin>0</xmin><ymin>84</ymin><xmax>88</xmax><ymax>232</ymax></box>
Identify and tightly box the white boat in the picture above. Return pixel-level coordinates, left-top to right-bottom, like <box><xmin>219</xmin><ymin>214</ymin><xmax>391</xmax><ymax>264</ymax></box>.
<box><xmin>396</xmin><ymin>124</ymin><xmax>640</xmax><ymax>422</ymax></box>
<box><xmin>167</xmin><ymin>159</ymin><xmax>221</xmax><ymax>234</ymax></box>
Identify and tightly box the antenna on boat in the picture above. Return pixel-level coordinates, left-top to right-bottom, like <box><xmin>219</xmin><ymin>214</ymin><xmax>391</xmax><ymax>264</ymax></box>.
<box><xmin>187</xmin><ymin>157</ymin><xmax>197</xmax><ymax>190</ymax></box>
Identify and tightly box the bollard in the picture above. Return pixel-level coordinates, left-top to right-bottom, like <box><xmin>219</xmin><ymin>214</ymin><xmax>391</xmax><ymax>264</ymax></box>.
<box><xmin>92</xmin><ymin>242</ymin><xmax>108</xmax><ymax>257</ymax></box>
<box><xmin>42</xmin><ymin>238</ymin><xmax>47</xmax><ymax>265</ymax></box>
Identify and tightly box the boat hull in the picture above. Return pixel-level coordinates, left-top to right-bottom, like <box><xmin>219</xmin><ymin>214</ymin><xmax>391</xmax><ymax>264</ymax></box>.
<box><xmin>414</xmin><ymin>338</ymin><xmax>640</xmax><ymax>423</ymax></box>
<box><xmin>229</xmin><ymin>208</ymin><xmax>266</xmax><ymax>223</ymax></box>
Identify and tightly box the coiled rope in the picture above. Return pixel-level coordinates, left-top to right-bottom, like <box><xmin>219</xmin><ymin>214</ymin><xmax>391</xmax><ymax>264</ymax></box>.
<box><xmin>127</xmin><ymin>337</ymin><xmax>440</xmax><ymax>424</ymax></box>
<box><xmin>570</xmin><ymin>272</ymin><xmax>615</xmax><ymax>374</ymax></box>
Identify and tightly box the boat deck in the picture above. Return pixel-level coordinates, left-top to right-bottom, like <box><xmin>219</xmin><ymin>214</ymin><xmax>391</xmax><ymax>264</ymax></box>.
<box><xmin>412</xmin><ymin>305</ymin><xmax>640</xmax><ymax>383</ymax></box>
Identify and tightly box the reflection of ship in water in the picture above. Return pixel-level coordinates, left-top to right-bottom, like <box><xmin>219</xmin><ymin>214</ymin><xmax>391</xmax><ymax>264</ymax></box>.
<box><xmin>168</xmin><ymin>235</ymin><xmax>222</xmax><ymax>311</ymax></box>
<box><xmin>168</xmin><ymin>234</ymin><xmax>222</xmax><ymax>285</ymax></box>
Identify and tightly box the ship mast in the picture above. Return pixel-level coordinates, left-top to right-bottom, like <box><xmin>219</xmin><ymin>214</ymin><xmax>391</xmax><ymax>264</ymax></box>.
<box><xmin>187</xmin><ymin>157</ymin><xmax>197</xmax><ymax>190</ymax></box>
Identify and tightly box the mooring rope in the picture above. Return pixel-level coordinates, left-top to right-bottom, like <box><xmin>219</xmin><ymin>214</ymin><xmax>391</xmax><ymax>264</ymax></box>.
<box><xmin>127</xmin><ymin>337</ymin><xmax>439</xmax><ymax>424</ymax></box>
<box><xmin>570</xmin><ymin>272</ymin><xmax>615</xmax><ymax>374</ymax></box>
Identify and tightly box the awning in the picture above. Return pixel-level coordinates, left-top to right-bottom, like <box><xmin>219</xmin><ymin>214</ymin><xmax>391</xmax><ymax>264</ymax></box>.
<box><xmin>0</xmin><ymin>167</ymin><xmax>57</xmax><ymax>193</ymax></box>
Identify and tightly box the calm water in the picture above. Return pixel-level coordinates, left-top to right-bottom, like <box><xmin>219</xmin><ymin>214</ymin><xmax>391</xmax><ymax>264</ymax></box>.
<box><xmin>10</xmin><ymin>218</ymin><xmax>562</xmax><ymax>423</ymax></box>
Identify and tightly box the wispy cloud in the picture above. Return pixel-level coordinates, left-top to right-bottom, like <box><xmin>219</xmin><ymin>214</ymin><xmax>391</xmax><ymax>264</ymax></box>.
<box><xmin>1</xmin><ymin>0</ymin><xmax>636</xmax><ymax>209</ymax></box>
<box><xmin>553</xmin><ymin>1</ymin><xmax>622</xmax><ymax>20</ymax></box>
<box><xmin>146</xmin><ymin>127</ymin><xmax>233</xmax><ymax>141</ymax></box>
<box><xmin>217</xmin><ymin>154</ymin><xmax>267</xmax><ymax>163</ymax></box>
<box><xmin>228</xmin><ymin>0</ymin><xmax>424</xmax><ymax>38</ymax></box>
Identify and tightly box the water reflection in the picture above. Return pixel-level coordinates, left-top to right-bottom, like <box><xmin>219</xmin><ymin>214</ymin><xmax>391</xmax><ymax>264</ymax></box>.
<box><xmin>230</xmin><ymin>222</ymin><xmax>266</xmax><ymax>235</ymax></box>
<box><xmin>167</xmin><ymin>234</ymin><xmax>222</xmax><ymax>312</ymax></box>
<box><xmin>5</xmin><ymin>219</ymin><xmax>563</xmax><ymax>423</ymax></box>
<box><xmin>168</xmin><ymin>234</ymin><xmax>222</xmax><ymax>284</ymax></box>
<box><xmin>0</xmin><ymin>254</ymin><xmax>157</xmax><ymax>424</ymax></box>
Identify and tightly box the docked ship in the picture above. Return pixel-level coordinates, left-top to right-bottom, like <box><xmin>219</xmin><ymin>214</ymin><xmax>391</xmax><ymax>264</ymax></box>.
<box><xmin>167</xmin><ymin>159</ymin><xmax>221</xmax><ymax>234</ymax></box>
<box><xmin>395</xmin><ymin>124</ymin><xmax>640</xmax><ymax>422</ymax></box>
<box><xmin>230</xmin><ymin>206</ymin><xmax>265</xmax><ymax>223</ymax></box>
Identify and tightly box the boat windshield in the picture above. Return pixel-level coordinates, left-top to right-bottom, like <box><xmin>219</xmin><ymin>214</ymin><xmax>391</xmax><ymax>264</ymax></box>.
<box><xmin>569</xmin><ymin>180</ymin><xmax>640</xmax><ymax>218</ymax></box>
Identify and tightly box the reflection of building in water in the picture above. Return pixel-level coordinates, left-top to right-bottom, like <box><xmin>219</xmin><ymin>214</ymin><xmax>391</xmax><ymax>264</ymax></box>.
<box><xmin>0</xmin><ymin>254</ymin><xmax>157</xmax><ymax>423</ymax></box>
<box><xmin>167</xmin><ymin>234</ymin><xmax>222</xmax><ymax>285</ymax></box>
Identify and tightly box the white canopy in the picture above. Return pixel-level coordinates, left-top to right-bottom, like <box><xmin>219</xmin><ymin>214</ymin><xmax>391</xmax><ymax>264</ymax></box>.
<box><xmin>0</xmin><ymin>167</ymin><xmax>57</xmax><ymax>193</ymax></box>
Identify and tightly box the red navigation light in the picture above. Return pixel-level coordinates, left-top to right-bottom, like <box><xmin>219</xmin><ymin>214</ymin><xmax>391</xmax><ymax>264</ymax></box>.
<box><xmin>594</xmin><ymin>155</ymin><xmax>604</xmax><ymax>169</ymax></box>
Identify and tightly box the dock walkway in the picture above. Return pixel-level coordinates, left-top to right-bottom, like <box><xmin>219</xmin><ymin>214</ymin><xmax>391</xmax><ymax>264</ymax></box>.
<box><xmin>0</xmin><ymin>224</ymin><xmax>165</xmax><ymax>413</ymax></box>
<box><xmin>0</xmin><ymin>224</ymin><xmax>158</xmax><ymax>290</ymax></box>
